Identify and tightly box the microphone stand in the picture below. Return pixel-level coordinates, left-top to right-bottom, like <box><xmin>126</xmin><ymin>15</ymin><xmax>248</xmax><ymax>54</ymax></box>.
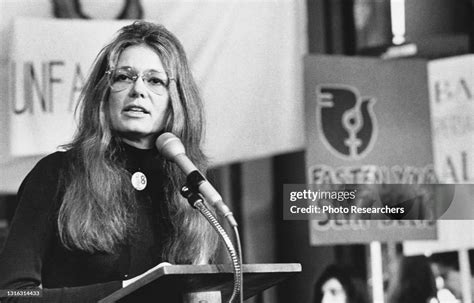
<box><xmin>180</xmin><ymin>185</ymin><xmax>243</xmax><ymax>303</ymax></box>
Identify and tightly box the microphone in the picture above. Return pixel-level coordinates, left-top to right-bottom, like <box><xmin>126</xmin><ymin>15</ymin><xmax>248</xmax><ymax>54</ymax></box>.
<box><xmin>156</xmin><ymin>133</ymin><xmax>238</xmax><ymax>227</ymax></box>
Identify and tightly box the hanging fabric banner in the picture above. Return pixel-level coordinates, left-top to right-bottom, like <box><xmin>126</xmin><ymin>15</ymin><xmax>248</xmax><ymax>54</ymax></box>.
<box><xmin>7</xmin><ymin>2</ymin><xmax>306</xmax><ymax>164</ymax></box>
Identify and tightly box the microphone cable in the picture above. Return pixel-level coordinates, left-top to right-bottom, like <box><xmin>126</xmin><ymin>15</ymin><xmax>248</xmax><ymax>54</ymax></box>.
<box><xmin>191</xmin><ymin>197</ymin><xmax>242</xmax><ymax>303</ymax></box>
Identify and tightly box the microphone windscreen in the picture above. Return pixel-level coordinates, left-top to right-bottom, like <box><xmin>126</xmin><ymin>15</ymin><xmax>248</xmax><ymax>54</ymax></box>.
<box><xmin>155</xmin><ymin>132</ymin><xmax>186</xmax><ymax>159</ymax></box>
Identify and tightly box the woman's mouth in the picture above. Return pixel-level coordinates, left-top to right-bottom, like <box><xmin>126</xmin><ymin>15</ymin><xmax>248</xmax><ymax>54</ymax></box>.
<box><xmin>123</xmin><ymin>105</ymin><xmax>150</xmax><ymax>116</ymax></box>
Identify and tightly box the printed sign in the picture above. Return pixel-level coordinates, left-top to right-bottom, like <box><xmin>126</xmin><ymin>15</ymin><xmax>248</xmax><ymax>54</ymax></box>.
<box><xmin>310</xmin><ymin>219</ymin><xmax>436</xmax><ymax>245</ymax></box>
<box><xmin>315</xmin><ymin>84</ymin><xmax>377</xmax><ymax>160</ymax></box>
<box><xmin>304</xmin><ymin>55</ymin><xmax>438</xmax><ymax>244</ymax></box>
<box><xmin>405</xmin><ymin>54</ymin><xmax>474</xmax><ymax>255</ymax></box>
<box><xmin>427</xmin><ymin>55</ymin><xmax>474</xmax><ymax>184</ymax></box>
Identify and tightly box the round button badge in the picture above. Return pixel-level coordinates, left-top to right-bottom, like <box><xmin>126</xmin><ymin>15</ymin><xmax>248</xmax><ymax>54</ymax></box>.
<box><xmin>131</xmin><ymin>171</ymin><xmax>147</xmax><ymax>191</ymax></box>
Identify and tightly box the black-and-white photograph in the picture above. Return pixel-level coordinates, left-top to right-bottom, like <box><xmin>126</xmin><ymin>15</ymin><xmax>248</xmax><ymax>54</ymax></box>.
<box><xmin>0</xmin><ymin>0</ymin><xmax>473</xmax><ymax>302</ymax></box>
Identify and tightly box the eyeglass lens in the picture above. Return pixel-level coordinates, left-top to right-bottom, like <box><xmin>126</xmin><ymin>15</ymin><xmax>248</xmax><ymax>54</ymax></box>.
<box><xmin>108</xmin><ymin>67</ymin><xmax>169</xmax><ymax>95</ymax></box>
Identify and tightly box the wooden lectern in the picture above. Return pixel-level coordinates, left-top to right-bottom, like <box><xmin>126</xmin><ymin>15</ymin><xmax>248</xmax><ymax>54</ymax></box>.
<box><xmin>99</xmin><ymin>263</ymin><xmax>301</xmax><ymax>303</ymax></box>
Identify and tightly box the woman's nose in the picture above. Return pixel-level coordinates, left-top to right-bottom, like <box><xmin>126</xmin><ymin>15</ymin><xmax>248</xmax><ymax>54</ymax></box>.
<box><xmin>129</xmin><ymin>76</ymin><xmax>147</xmax><ymax>98</ymax></box>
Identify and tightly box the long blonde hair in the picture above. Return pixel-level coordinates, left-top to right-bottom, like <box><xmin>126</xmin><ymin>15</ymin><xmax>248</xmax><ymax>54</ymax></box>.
<box><xmin>58</xmin><ymin>21</ymin><xmax>218</xmax><ymax>264</ymax></box>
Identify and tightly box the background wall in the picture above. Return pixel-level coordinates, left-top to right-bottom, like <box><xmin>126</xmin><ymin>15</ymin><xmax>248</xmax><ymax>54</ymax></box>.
<box><xmin>0</xmin><ymin>1</ymin><xmax>473</xmax><ymax>302</ymax></box>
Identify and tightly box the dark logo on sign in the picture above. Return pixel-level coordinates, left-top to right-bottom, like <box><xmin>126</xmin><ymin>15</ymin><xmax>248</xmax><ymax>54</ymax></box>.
<box><xmin>316</xmin><ymin>84</ymin><xmax>377</xmax><ymax>160</ymax></box>
<box><xmin>52</xmin><ymin>0</ymin><xmax>143</xmax><ymax>19</ymax></box>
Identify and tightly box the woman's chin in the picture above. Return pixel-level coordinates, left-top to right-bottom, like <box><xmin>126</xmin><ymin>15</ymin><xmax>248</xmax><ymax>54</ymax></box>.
<box><xmin>116</xmin><ymin>127</ymin><xmax>158</xmax><ymax>142</ymax></box>
<box><xmin>116</xmin><ymin>124</ymin><xmax>156</xmax><ymax>136</ymax></box>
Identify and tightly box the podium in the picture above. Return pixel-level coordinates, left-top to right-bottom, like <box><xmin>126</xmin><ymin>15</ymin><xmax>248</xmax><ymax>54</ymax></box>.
<box><xmin>99</xmin><ymin>263</ymin><xmax>301</xmax><ymax>303</ymax></box>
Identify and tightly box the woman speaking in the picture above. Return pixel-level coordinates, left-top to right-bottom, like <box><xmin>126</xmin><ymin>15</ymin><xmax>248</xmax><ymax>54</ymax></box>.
<box><xmin>0</xmin><ymin>21</ymin><xmax>218</xmax><ymax>302</ymax></box>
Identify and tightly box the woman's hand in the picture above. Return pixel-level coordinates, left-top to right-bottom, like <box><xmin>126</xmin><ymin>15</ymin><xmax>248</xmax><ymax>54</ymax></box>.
<box><xmin>122</xmin><ymin>262</ymin><xmax>172</xmax><ymax>288</ymax></box>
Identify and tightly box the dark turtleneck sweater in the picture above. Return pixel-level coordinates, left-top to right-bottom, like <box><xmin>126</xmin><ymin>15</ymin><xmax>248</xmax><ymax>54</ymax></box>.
<box><xmin>0</xmin><ymin>144</ymin><xmax>171</xmax><ymax>302</ymax></box>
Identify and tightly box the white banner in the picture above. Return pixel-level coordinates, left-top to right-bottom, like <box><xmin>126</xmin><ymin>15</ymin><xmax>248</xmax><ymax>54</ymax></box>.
<box><xmin>9</xmin><ymin>19</ymin><xmax>129</xmax><ymax>157</ymax></box>
<box><xmin>7</xmin><ymin>3</ymin><xmax>306</xmax><ymax>163</ymax></box>
<box><xmin>427</xmin><ymin>55</ymin><xmax>474</xmax><ymax>184</ymax></box>
<box><xmin>404</xmin><ymin>55</ymin><xmax>474</xmax><ymax>255</ymax></box>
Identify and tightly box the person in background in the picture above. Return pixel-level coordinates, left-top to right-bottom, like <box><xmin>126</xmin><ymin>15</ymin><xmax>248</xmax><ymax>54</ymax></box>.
<box><xmin>430</xmin><ymin>251</ymin><xmax>473</xmax><ymax>302</ymax></box>
<box><xmin>313</xmin><ymin>264</ymin><xmax>368</xmax><ymax>303</ymax></box>
<box><xmin>0</xmin><ymin>21</ymin><xmax>218</xmax><ymax>302</ymax></box>
<box><xmin>387</xmin><ymin>255</ymin><xmax>439</xmax><ymax>303</ymax></box>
